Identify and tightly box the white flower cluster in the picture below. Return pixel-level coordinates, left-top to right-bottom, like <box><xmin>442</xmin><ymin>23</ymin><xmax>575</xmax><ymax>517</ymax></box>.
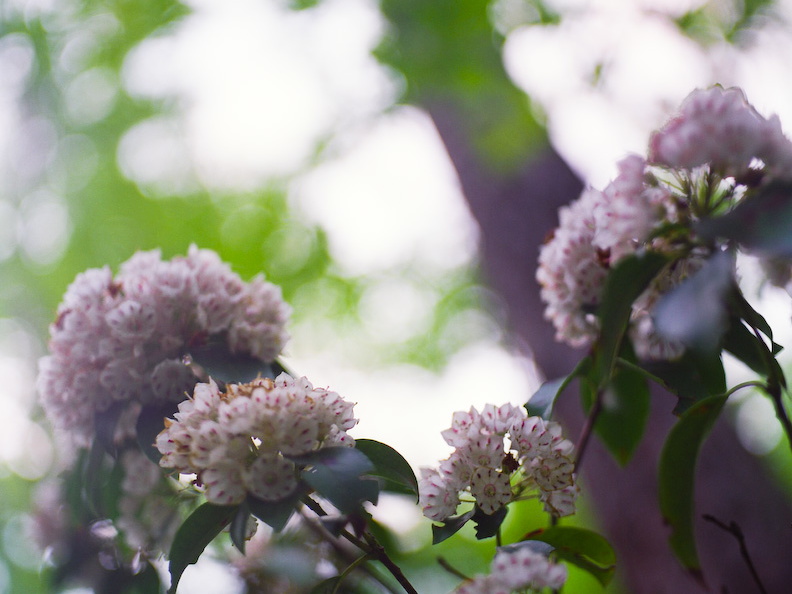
<box><xmin>156</xmin><ymin>373</ymin><xmax>357</xmax><ymax>506</ymax></box>
<box><xmin>37</xmin><ymin>245</ymin><xmax>291</xmax><ymax>444</ymax></box>
<box><xmin>419</xmin><ymin>404</ymin><xmax>577</xmax><ymax>521</ymax></box>
<box><xmin>538</xmin><ymin>86</ymin><xmax>792</xmax><ymax>358</ymax></box>
<box><xmin>454</xmin><ymin>546</ymin><xmax>567</xmax><ymax>594</ymax></box>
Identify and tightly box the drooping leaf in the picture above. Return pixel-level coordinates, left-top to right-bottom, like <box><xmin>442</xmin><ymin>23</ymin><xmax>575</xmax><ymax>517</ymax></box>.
<box><xmin>354</xmin><ymin>439</ymin><xmax>419</xmax><ymax>498</ymax></box>
<box><xmin>697</xmin><ymin>181</ymin><xmax>792</xmax><ymax>257</ymax></box>
<box><xmin>294</xmin><ymin>447</ymin><xmax>379</xmax><ymax>514</ymax></box>
<box><xmin>167</xmin><ymin>502</ymin><xmax>237</xmax><ymax>594</ymax></box>
<box><xmin>136</xmin><ymin>400</ymin><xmax>181</xmax><ymax>464</ymax></box>
<box><xmin>522</xmin><ymin>526</ymin><xmax>617</xmax><ymax>587</ymax></box>
<box><xmin>431</xmin><ymin>509</ymin><xmax>476</xmax><ymax>545</ymax></box>
<box><xmin>658</xmin><ymin>394</ymin><xmax>728</xmax><ymax>576</ymax></box>
<box><xmin>526</xmin><ymin>372</ymin><xmax>576</xmax><ymax>420</ymax></box>
<box><xmin>722</xmin><ymin>317</ymin><xmax>775</xmax><ymax>376</ymax></box>
<box><xmin>230</xmin><ymin>501</ymin><xmax>251</xmax><ymax>554</ymax></box>
<box><xmin>472</xmin><ymin>505</ymin><xmax>508</xmax><ymax>540</ymax></box>
<box><xmin>594</xmin><ymin>346</ymin><xmax>651</xmax><ymax>465</ymax></box>
<box><xmin>652</xmin><ymin>251</ymin><xmax>734</xmax><ymax>352</ymax></box>
<box><xmin>247</xmin><ymin>487</ymin><xmax>305</xmax><ymax>532</ymax></box>
<box><xmin>597</xmin><ymin>251</ymin><xmax>670</xmax><ymax>381</ymax></box>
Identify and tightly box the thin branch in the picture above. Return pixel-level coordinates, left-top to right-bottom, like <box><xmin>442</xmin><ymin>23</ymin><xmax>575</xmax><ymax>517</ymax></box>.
<box><xmin>702</xmin><ymin>514</ymin><xmax>768</xmax><ymax>594</ymax></box>
<box><xmin>574</xmin><ymin>387</ymin><xmax>603</xmax><ymax>474</ymax></box>
<box><xmin>437</xmin><ymin>557</ymin><xmax>471</xmax><ymax>581</ymax></box>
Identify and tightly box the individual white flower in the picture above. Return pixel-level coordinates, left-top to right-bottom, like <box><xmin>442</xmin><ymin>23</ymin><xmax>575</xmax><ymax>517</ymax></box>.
<box><xmin>418</xmin><ymin>468</ymin><xmax>461</xmax><ymax>522</ymax></box>
<box><xmin>469</xmin><ymin>467</ymin><xmax>512</xmax><ymax>515</ymax></box>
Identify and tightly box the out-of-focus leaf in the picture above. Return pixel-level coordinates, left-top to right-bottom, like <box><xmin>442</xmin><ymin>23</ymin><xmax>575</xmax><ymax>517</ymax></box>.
<box><xmin>644</xmin><ymin>349</ymin><xmax>725</xmax><ymax>414</ymax></box>
<box><xmin>597</xmin><ymin>251</ymin><xmax>670</xmax><ymax>381</ymax></box>
<box><xmin>123</xmin><ymin>562</ymin><xmax>163</xmax><ymax>594</ymax></box>
<box><xmin>697</xmin><ymin>181</ymin><xmax>792</xmax><ymax>256</ymax></box>
<box><xmin>95</xmin><ymin>402</ymin><xmax>124</xmax><ymax>457</ymax></box>
<box><xmin>247</xmin><ymin>487</ymin><xmax>304</xmax><ymax>532</ymax></box>
<box><xmin>295</xmin><ymin>447</ymin><xmax>379</xmax><ymax>514</ymax></box>
<box><xmin>652</xmin><ymin>251</ymin><xmax>734</xmax><ymax>352</ymax></box>
<box><xmin>309</xmin><ymin>577</ymin><xmax>342</xmax><ymax>594</ymax></box>
<box><xmin>354</xmin><ymin>439</ymin><xmax>418</xmax><ymax>498</ymax></box>
<box><xmin>431</xmin><ymin>509</ymin><xmax>475</xmax><ymax>545</ymax></box>
<box><xmin>595</xmin><ymin>346</ymin><xmax>650</xmax><ymax>465</ymax></box>
<box><xmin>659</xmin><ymin>394</ymin><xmax>727</xmax><ymax>577</ymax></box>
<box><xmin>723</xmin><ymin>318</ymin><xmax>775</xmax><ymax>376</ymax></box>
<box><xmin>136</xmin><ymin>400</ymin><xmax>181</xmax><ymax>464</ymax></box>
<box><xmin>522</xmin><ymin>526</ymin><xmax>616</xmax><ymax>587</ymax></box>
<box><xmin>188</xmin><ymin>343</ymin><xmax>270</xmax><ymax>384</ymax></box>
<box><xmin>167</xmin><ymin>503</ymin><xmax>236</xmax><ymax>594</ymax></box>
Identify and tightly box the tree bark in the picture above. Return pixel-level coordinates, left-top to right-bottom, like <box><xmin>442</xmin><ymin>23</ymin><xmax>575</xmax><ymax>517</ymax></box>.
<box><xmin>428</xmin><ymin>102</ymin><xmax>792</xmax><ymax>594</ymax></box>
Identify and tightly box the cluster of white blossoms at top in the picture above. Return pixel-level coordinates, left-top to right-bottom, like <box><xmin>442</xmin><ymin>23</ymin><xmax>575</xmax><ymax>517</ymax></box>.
<box><xmin>454</xmin><ymin>546</ymin><xmax>567</xmax><ymax>594</ymax></box>
<box><xmin>36</xmin><ymin>245</ymin><xmax>291</xmax><ymax>444</ymax></box>
<box><xmin>419</xmin><ymin>404</ymin><xmax>577</xmax><ymax>521</ymax></box>
<box><xmin>156</xmin><ymin>373</ymin><xmax>357</xmax><ymax>506</ymax></box>
<box><xmin>537</xmin><ymin>86</ymin><xmax>792</xmax><ymax>358</ymax></box>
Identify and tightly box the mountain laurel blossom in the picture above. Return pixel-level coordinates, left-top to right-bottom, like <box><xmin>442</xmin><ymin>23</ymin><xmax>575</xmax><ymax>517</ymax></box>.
<box><xmin>156</xmin><ymin>373</ymin><xmax>357</xmax><ymax>506</ymax></box>
<box><xmin>36</xmin><ymin>245</ymin><xmax>291</xmax><ymax>445</ymax></box>
<box><xmin>453</xmin><ymin>546</ymin><xmax>567</xmax><ymax>593</ymax></box>
<box><xmin>419</xmin><ymin>404</ymin><xmax>577</xmax><ymax>521</ymax></box>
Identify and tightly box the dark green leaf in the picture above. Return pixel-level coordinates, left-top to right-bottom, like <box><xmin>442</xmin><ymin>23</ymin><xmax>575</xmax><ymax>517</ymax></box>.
<box><xmin>722</xmin><ymin>318</ymin><xmax>774</xmax><ymax>376</ymax></box>
<box><xmin>167</xmin><ymin>503</ymin><xmax>237</xmax><ymax>594</ymax></box>
<box><xmin>431</xmin><ymin>509</ymin><xmax>475</xmax><ymax>544</ymax></box>
<box><xmin>697</xmin><ymin>181</ymin><xmax>792</xmax><ymax>257</ymax></box>
<box><xmin>124</xmin><ymin>562</ymin><xmax>163</xmax><ymax>594</ymax></box>
<box><xmin>230</xmin><ymin>501</ymin><xmax>251</xmax><ymax>554</ymax></box>
<box><xmin>472</xmin><ymin>505</ymin><xmax>508</xmax><ymax>540</ymax></box>
<box><xmin>644</xmin><ymin>349</ymin><xmax>725</xmax><ymax>414</ymax></box>
<box><xmin>659</xmin><ymin>394</ymin><xmax>727</xmax><ymax>575</ymax></box>
<box><xmin>522</xmin><ymin>526</ymin><xmax>616</xmax><ymax>587</ymax></box>
<box><xmin>525</xmin><ymin>373</ymin><xmax>574</xmax><ymax>420</ymax></box>
<box><xmin>296</xmin><ymin>447</ymin><xmax>379</xmax><ymax>514</ymax></box>
<box><xmin>188</xmin><ymin>343</ymin><xmax>270</xmax><ymax>384</ymax></box>
<box><xmin>354</xmin><ymin>439</ymin><xmax>418</xmax><ymax>498</ymax></box>
<box><xmin>137</xmin><ymin>401</ymin><xmax>181</xmax><ymax>464</ymax></box>
<box><xmin>597</xmin><ymin>251</ymin><xmax>670</xmax><ymax>381</ymax></box>
<box><xmin>595</xmin><ymin>346</ymin><xmax>650</xmax><ymax>465</ymax></box>
<box><xmin>247</xmin><ymin>487</ymin><xmax>304</xmax><ymax>532</ymax></box>
<box><xmin>652</xmin><ymin>251</ymin><xmax>734</xmax><ymax>352</ymax></box>
<box><xmin>309</xmin><ymin>577</ymin><xmax>342</xmax><ymax>594</ymax></box>
<box><xmin>82</xmin><ymin>439</ymin><xmax>108</xmax><ymax>517</ymax></box>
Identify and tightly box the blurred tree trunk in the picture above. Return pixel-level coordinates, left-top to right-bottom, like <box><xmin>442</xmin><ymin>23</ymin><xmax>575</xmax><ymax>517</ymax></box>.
<box><xmin>428</xmin><ymin>102</ymin><xmax>792</xmax><ymax>594</ymax></box>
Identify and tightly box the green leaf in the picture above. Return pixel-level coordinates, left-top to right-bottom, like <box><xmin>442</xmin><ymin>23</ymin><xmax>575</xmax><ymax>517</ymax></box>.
<box><xmin>431</xmin><ymin>509</ymin><xmax>475</xmax><ymax>544</ymax></box>
<box><xmin>94</xmin><ymin>402</ymin><xmax>124</xmax><ymax>457</ymax></box>
<box><xmin>309</xmin><ymin>577</ymin><xmax>342</xmax><ymax>594</ymax></box>
<box><xmin>597</xmin><ymin>251</ymin><xmax>670</xmax><ymax>381</ymax></box>
<box><xmin>658</xmin><ymin>394</ymin><xmax>728</xmax><ymax>576</ymax></box>
<box><xmin>595</xmin><ymin>346</ymin><xmax>650</xmax><ymax>465</ymax></box>
<box><xmin>526</xmin><ymin>377</ymin><xmax>567</xmax><ymax>419</ymax></box>
<box><xmin>722</xmin><ymin>318</ymin><xmax>774</xmax><ymax>376</ymax></box>
<box><xmin>644</xmin><ymin>349</ymin><xmax>725</xmax><ymax>414</ymax></box>
<box><xmin>247</xmin><ymin>487</ymin><xmax>304</xmax><ymax>532</ymax></box>
<box><xmin>354</xmin><ymin>439</ymin><xmax>419</xmax><ymax>498</ymax></box>
<box><xmin>697</xmin><ymin>181</ymin><xmax>792</xmax><ymax>257</ymax></box>
<box><xmin>295</xmin><ymin>447</ymin><xmax>379</xmax><ymax>514</ymax></box>
<box><xmin>123</xmin><ymin>562</ymin><xmax>163</xmax><ymax>594</ymax></box>
<box><xmin>471</xmin><ymin>505</ymin><xmax>508</xmax><ymax>540</ymax></box>
<box><xmin>522</xmin><ymin>526</ymin><xmax>617</xmax><ymax>587</ymax></box>
<box><xmin>188</xmin><ymin>343</ymin><xmax>271</xmax><ymax>384</ymax></box>
<box><xmin>652</xmin><ymin>251</ymin><xmax>734</xmax><ymax>352</ymax></box>
<box><xmin>167</xmin><ymin>502</ymin><xmax>237</xmax><ymax>594</ymax></box>
<box><xmin>230</xmin><ymin>501</ymin><xmax>251</xmax><ymax>554</ymax></box>
<box><xmin>137</xmin><ymin>400</ymin><xmax>181</xmax><ymax>464</ymax></box>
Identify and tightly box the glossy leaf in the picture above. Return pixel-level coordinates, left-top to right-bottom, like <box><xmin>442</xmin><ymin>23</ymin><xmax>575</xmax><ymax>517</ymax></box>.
<box><xmin>354</xmin><ymin>439</ymin><xmax>419</xmax><ymax>498</ymax></box>
<box><xmin>167</xmin><ymin>503</ymin><xmax>237</xmax><ymax>594</ymax></box>
<box><xmin>525</xmin><ymin>376</ymin><xmax>569</xmax><ymax>420</ymax></box>
<box><xmin>659</xmin><ymin>394</ymin><xmax>728</xmax><ymax>575</ymax></box>
<box><xmin>522</xmin><ymin>526</ymin><xmax>617</xmax><ymax>587</ymax></box>
<box><xmin>697</xmin><ymin>181</ymin><xmax>792</xmax><ymax>256</ymax></box>
<box><xmin>652</xmin><ymin>251</ymin><xmax>734</xmax><ymax>352</ymax></box>
<box><xmin>472</xmin><ymin>505</ymin><xmax>508</xmax><ymax>540</ymax></box>
<box><xmin>431</xmin><ymin>509</ymin><xmax>475</xmax><ymax>545</ymax></box>
<box><xmin>595</xmin><ymin>348</ymin><xmax>651</xmax><ymax>465</ymax></box>
<box><xmin>295</xmin><ymin>447</ymin><xmax>379</xmax><ymax>514</ymax></box>
<box><xmin>597</xmin><ymin>251</ymin><xmax>670</xmax><ymax>381</ymax></box>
